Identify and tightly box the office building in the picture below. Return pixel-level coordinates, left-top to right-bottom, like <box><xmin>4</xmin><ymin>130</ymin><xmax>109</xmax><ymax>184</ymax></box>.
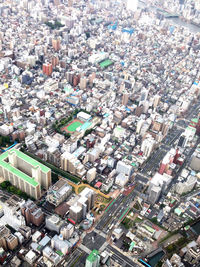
<box><xmin>176</xmin><ymin>176</ymin><xmax>197</xmax><ymax>195</ymax></box>
<box><xmin>25</xmin><ymin>250</ymin><xmax>37</xmax><ymax>265</ymax></box>
<box><xmin>190</xmin><ymin>153</ymin><xmax>200</xmax><ymax>171</ymax></box>
<box><xmin>185</xmin><ymin>244</ymin><xmax>200</xmax><ymax>264</ymax></box>
<box><xmin>85</xmin><ymin>250</ymin><xmax>100</xmax><ymax>267</ymax></box>
<box><xmin>0</xmin><ymin>149</ymin><xmax>51</xmax><ymax>199</ymax></box>
<box><xmin>69</xmin><ymin>188</ymin><xmax>95</xmax><ymax>223</ymax></box>
<box><xmin>79</xmin><ymin>188</ymin><xmax>95</xmax><ymax>211</ymax></box>
<box><xmin>47</xmin><ymin>179</ymin><xmax>72</xmax><ymax>206</ymax></box>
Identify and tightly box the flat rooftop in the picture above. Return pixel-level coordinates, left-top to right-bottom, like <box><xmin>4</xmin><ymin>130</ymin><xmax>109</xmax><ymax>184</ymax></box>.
<box><xmin>0</xmin><ymin>149</ymin><xmax>50</xmax><ymax>187</ymax></box>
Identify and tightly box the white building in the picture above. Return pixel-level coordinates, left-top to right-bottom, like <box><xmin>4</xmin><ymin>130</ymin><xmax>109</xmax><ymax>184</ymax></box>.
<box><xmin>87</xmin><ymin>168</ymin><xmax>96</xmax><ymax>183</ymax></box>
<box><xmin>115</xmin><ymin>173</ymin><xmax>129</xmax><ymax>187</ymax></box>
<box><xmin>141</xmin><ymin>136</ymin><xmax>156</xmax><ymax>158</ymax></box>
<box><xmin>116</xmin><ymin>161</ymin><xmax>133</xmax><ymax>177</ymax></box>
<box><xmin>51</xmin><ymin>234</ymin><xmax>71</xmax><ymax>255</ymax></box>
<box><xmin>77</xmin><ymin>111</ymin><xmax>91</xmax><ymax>122</ymax></box>
<box><xmin>176</xmin><ymin>176</ymin><xmax>197</xmax><ymax>195</ymax></box>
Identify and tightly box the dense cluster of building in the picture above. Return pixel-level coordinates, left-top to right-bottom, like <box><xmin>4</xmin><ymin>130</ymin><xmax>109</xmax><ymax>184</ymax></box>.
<box><xmin>0</xmin><ymin>0</ymin><xmax>200</xmax><ymax>266</ymax></box>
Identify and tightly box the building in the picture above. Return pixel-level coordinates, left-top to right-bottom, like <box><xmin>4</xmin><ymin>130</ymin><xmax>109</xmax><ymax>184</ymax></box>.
<box><xmin>116</xmin><ymin>161</ymin><xmax>132</xmax><ymax>177</ymax></box>
<box><xmin>69</xmin><ymin>187</ymin><xmax>95</xmax><ymax>223</ymax></box>
<box><xmin>141</xmin><ymin>136</ymin><xmax>156</xmax><ymax>158</ymax></box>
<box><xmin>6</xmin><ymin>234</ymin><xmax>18</xmax><ymax>250</ymax></box>
<box><xmin>79</xmin><ymin>188</ymin><xmax>95</xmax><ymax>211</ymax></box>
<box><xmin>190</xmin><ymin>153</ymin><xmax>200</xmax><ymax>171</ymax></box>
<box><xmin>0</xmin><ymin>149</ymin><xmax>51</xmax><ymax>199</ymax></box>
<box><xmin>185</xmin><ymin>244</ymin><xmax>200</xmax><ymax>264</ymax></box>
<box><xmin>87</xmin><ymin>168</ymin><xmax>96</xmax><ymax>183</ymax></box>
<box><xmin>47</xmin><ymin>179</ymin><xmax>72</xmax><ymax>206</ymax></box>
<box><xmin>52</xmin><ymin>39</ymin><xmax>60</xmax><ymax>51</ymax></box>
<box><xmin>148</xmin><ymin>185</ymin><xmax>161</xmax><ymax>204</ymax></box>
<box><xmin>0</xmin><ymin>225</ymin><xmax>10</xmax><ymax>250</ymax></box>
<box><xmin>25</xmin><ymin>250</ymin><xmax>37</xmax><ymax>265</ymax></box>
<box><xmin>115</xmin><ymin>173</ymin><xmax>129</xmax><ymax>187</ymax></box>
<box><xmin>51</xmin><ymin>234</ymin><xmax>71</xmax><ymax>255</ymax></box>
<box><xmin>14</xmin><ymin>232</ymin><xmax>24</xmax><ymax>244</ymax></box>
<box><xmin>43</xmin><ymin>246</ymin><xmax>62</xmax><ymax>266</ymax></box>
<box><xmin>0</xmin><ymin>204</ymin><xmax>4</xmax><ymax>218</ymax></box>
<box><xmin>122</xmin><ymin>92</ymin><xmax>129</xmax><ymax>106</ymax></box>
<box><xmin>21</xmin><ymin>200</ymin><xmax>44</xmax><ymax>227</ymax></box>
<box><xmin>69</xmin><ymin>204</ymin><xmax>83</xmax><ymax>223</ymax></box>
<box><xmin>60</xmin><ymin>223</ymin><xmax>74</xmax><ymax>239</ymax></box>
<box><xmin>45</xmin><ymin>215</ymin><xmax>64</xmax><ymax>233</ymax></box>
<box><xmin>42</xmin><ymin>63</ymin><xmax>53</xmax><ymax>76</ymax></box>
<box><xmin>61</xmin><ymin>151</ymin><xmax>86</xmax><ymax>178</ymax></box>
<box><xmin>176</xmin><ymin>175</ymin><xmax>197</xmax><ymax>195</ymax></box>
<box><xmin>77</xmin><ymin>111</ymin><xmax>91</xmax><ymax>122</ymax></box>
<box><xmin>18</xmin><ymin>225</ymin><xmax>31</xmax><ymax>239</ymax></box>
<box><xmin>85</xmin><ymin>250</ymin><xmax>100</xmax><ymax>267</ymax></box>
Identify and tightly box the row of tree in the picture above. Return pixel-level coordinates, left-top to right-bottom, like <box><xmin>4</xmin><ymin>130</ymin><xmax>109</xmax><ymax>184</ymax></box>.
<box><xmin>0</xmin><ymin>181</ymin><xmax>30</xmax><ymax>200</ymax></box>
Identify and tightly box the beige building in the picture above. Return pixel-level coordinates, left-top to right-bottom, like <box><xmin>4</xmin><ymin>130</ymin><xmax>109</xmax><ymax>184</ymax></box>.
<box><xmin>0</xmin><ymin>149</ymin><xmax>51</xmax><ymax>199</ymax></box>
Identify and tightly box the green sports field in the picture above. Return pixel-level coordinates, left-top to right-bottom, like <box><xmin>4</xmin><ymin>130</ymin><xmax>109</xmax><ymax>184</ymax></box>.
<box><xmin>66</xmin><ymin>121</ymin><xmax>83</xmax><ymax>132</ymax></box>
<box><xmin>99</xmin><ymin>59</ymin><xmax>113</xmax><ymax>69</ymax></box>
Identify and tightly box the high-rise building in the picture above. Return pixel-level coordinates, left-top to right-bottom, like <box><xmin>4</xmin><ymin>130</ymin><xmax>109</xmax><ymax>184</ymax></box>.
<box><xmin>122</xmin><ymin>92</ymin><xmax>129</xmax><ymax>106</ymax></box>
<box><xmin>21</xmin><ymin>200</ymin><xmax>44</xmax><ymax>226</ymax></box>
<box><xmin>52</xmin><ymin>39</ymin><xmax>60</xmax><ymax>51</ymax></box>
<box><xmin>60</xmin><ymin>224</ymin><xmax>74</xmax><ymax>239</ymax></box>
<box><xmin>153</xmin><ymin>95</ymin><xmax>161</xmax><ymax>109</ymax></box>
<box><xmin>85</xmin><ymin>250</ymin><xmax>100</xmax><ymax>267</ymax></box>
<box><xmin>69</xmin><ymin>204</ymin><xmax>83</xmax><ymax>223</ymax></box>
<box><xmin>141</xmin><ymin>136</ymin><xmax>156</xmax><ymax>158</ymax></box>
<box><xmin>148</xmin><ymin>185</ymin><xmax>161</xmax><ymax>204</ymax></box>
<box><xmin>5</xmin><ymin>234</ymin><xmax>18</xmax><ymax>250</ymax></box>
<box><xmin>43</xmin><ymin>63</ymin><xmax>53</xmax><ymax>76</ymax></box>
<box><xmin>0</xmin><ymin>149</ymin><xmax>51</xmax><ymax>199</ymax></box>
<box><xmin>80</xmin><ymin>77</ymin><xmax>87</xmax><ymax>90</ymax></box>
<box><xmin>87</xmin><ymin>168</ymin><xmax>96</xmax><ymax>183</ymax></box>
<box><xmin>0</xmin><ymin>226</ymin><xmax>10</xmax><ymax>250</ymax></box>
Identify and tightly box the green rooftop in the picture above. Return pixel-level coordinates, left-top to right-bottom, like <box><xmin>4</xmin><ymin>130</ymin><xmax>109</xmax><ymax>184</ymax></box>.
<box><xmin>0</xmin><ymin>149</ymin><xmax>50</xmax><ymax>187</ymax></box>
<box><xmin>86</xmin><ymin>250</ymin><xmax>99</xmax><ymax>263</ymax></box>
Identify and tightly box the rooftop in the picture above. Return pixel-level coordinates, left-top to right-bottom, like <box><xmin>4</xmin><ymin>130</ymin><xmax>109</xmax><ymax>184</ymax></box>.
<box><xmin>0</xmin><ymin>149</ymin><xmax>50</xmax><ymax>187</ymax></box>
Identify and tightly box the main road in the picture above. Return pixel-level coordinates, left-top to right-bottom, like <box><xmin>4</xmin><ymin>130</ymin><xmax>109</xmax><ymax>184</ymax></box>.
<box><xmin>96</xmin><ymin>189</ymin><xmax>137</xmax><ymax>234</ymax></box>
